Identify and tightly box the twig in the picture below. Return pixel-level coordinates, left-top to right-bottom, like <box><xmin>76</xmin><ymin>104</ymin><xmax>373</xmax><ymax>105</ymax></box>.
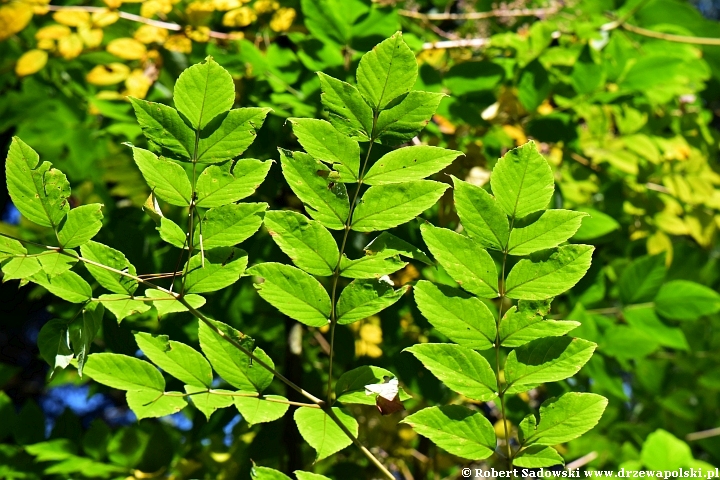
<box><xmin>620</xmin><ymin>22</ymin><xmax>720</xmax><ymax>46</ymax></box>
<box><xmin>687</xmin><ymin>427</ymin><xmax>720</xmax><ymax>441</ymax></box>
<box><xmin>421</xmin><ymin>38</ymin><xmax>490</xmax><ymax>50</ymax></box>
<box><xmin>398</xmin><ymin>5</ymin><xmax>559</xmax><ymax>21</ymax></box>
<box><xmin>570</xmin><ymin>153</ymin><xmax>601</xmax><ymax>172</ymax></box>
<box><xmin>566</xmin><ymin>451</ymin><xmax>598</xmax><ymax>470</ymax></box>
<box><xmin>163</xmin><ymin>389</ymin><xmax>321</xmax><ymax>408</ymax></box>
<box><xmin>45</xmin><ymin>5</ymin><xmax>233</xmax><ymax>39</ymax></box>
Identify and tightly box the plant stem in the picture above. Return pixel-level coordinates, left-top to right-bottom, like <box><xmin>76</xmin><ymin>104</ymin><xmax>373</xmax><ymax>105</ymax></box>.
<box><xmin>495</xmin><ymin>246</ymin><xmax>513</xmax><ymax>469</ymax></box>
<box><xmin>163</xmin><ymin>389</ymin><xmax>321</xmax><ymax>408</ymax></box>
<box><xmin>326</xmin><ymin>130</ymin><xmax>377</xmax><ymax>405</ymax></box>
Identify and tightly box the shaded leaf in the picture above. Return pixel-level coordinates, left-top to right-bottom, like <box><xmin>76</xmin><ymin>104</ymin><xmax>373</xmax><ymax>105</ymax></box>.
<box><xmin>135</xmin><ymin>332</ymin><xmax>213</xmax><ymax>388</ymax></box>
<box><xmin>80</xmin><ymin>240</ymin><xmax>137</xmax><ymax>295</ymax></box>
<box><xmin>452</xmin><ymin>176</ymin><xmax>509</xmax><ymax>250</ymax></box>
<box><xmin>132</xmin><ymin>147</ymin><xmax>192</xmax><ymax>207</ymax></box>
<box><xmin>195</xmin><ymin>160</ymin><xmax>272</xmax><ymax>208</ymax></box>
<box><xmin>183</xmin><ymin>247</ymin><xmax>248</xmax><ymax>294</ymax></box>
<box><xmin>317</xmin><ymin>72</ymin><xmax>373</xmax><ymax>140</ymax></box>
<box><xmin>654</xmin><ymin>280</ymin><xmax>720</xmax><ymax>321</ymax></box>
<box><xmin>375</xmin><ymin>91</ymin><xmax>445</xmax><ymax>145</ymax></box>
<box><xmin>337</xmin><ymin>279</ymin><xmax>408</xmax><ymax>325</ymax></box>
<box><xmin>197</xmin><ymin>108</ymin><xmax>271</xmax><ymax>163</ymax></box>
<box><xmin>57</xmin><ymin>204</ymin><xmax>104</xmax><ymax>249</ymax></box>
<box><xmin>289</xmin><ymin>118</ymin><xmax>360</xmax><ymax>181</ymax></box>
<box><xmin>234</xmin><ymin>395</ymin><xmax>289</xmax><ymax>425</ymax></box>
<box><xmin>357</xmin><ymin>32</ymin><xmax>417</xmax><ymax>110</ymax></box>
<box><xmin>97</xmin><ymin>294</ymin><xmax>151</xmax><ymax>321</ymax></box>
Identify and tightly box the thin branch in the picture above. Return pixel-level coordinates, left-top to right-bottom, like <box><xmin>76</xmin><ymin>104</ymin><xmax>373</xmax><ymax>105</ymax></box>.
<box><xmin>421</xmin><ymin>38</ymin><xmax>490</xmax><ymax>50</ymax></box>
<box><xmin>45</xmin><ymin>5</ymin><xmax>233</xmax><ymax>39</ymax></box>
<box><xmin>619</xmin><ymin>23</ymin><xmax>720</xmax><ymax>46</ymax></box>
<box><xmin>398</xmin><ymin>5</ymin><xmax>559</xmax><ymax>21</ymax></box>
<box><xmin>566</xmin><ymin>451</ymin><xmax>599</xmax><ymax>470</ymax></box>
<box><xmin>687</xmin><ymin>427</ymin><xmax>720</xmax><ymax>442</ymax></box>
<box><xmin>163</xmin><ymin>389</ymin><xmax>321</xmax><ymax>408</ymax></box>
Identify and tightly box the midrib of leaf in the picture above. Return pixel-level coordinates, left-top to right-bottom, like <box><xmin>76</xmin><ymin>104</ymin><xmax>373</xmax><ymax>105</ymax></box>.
<box><xmin>510</xmin><ymin>156</ymin><xmax>531</xmax><ymax>221</ymax></box>
<box><xmin>375</xmin><ymin>35</ymin><xmax>401</xmax><ymax>110</ymax></box>
<box><xmin>439</xmin><ymin>247</ymin><xmax>498</xmax><ymax>295</ymax></box>
<box><xmin>505</xmin><ymin>251</ymin><xmax>585</xmax><ymax>295</ymax></box>
<box><xmin>509</xmin><ymin>217</ymin><xmax>575</xmax><ymax>253</ymax></box>
<box><xmin>505</xmin><ymin>340</ymin><xmax>593</xmax><ymax>389</ymax></box>
<box><xmin>465</xmin><ymin>195</ymin><xmax>506</xmax><ymax>250</ymax></box>
<box><xmin>352</xmin><ymin>186</ymin><xmax>437</xmax><ymax>226</ymax></box>
<box><xmin>413</xmin><ymin>421</ymin><xmax>490</xmax><ymax>450</ymax></box>
<box><xmin>429</xmin><ymin>297</ymin><xmax>495</xmax><ymax>344</ymax></box>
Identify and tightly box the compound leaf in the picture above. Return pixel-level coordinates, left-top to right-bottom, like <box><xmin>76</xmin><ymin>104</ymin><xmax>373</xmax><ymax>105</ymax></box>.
<box><xmin>375</xmin><ymin>91</ymin><xmax>445</xmax><ymax>145</ymax></box>
<box><xmin>195</xmin><ymin>203</ymin><xmax>267</xmax><ymax>250</ymax></box>
<box><xmin>129</xmin><ymin>97</ymin><xmax>194</xmax><ymax>160</ymax></box>
<box><xmin>132</xmin><ymin>147</ymin><xmax>192</xmax><ymax>207</ymax></box>
<box><xmin>289</xmin><ymin>118</ymin><xmax>360</xmax><ymax>182</ymax></box>
<box><xmin>234</xmin><ymin>395</ymin><xmax>289</xmax><ymax>425</ymax></box>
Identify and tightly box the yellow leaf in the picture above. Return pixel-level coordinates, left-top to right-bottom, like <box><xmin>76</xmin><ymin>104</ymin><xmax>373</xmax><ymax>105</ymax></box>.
<box><xmin>493</xmin><ymin>418</ymin><xmax>513</xmax><ymax>438</ymax></box>
<box><xmin>35</xmin><ymin>24</ymin><xmax>71</xmax><ymax>40</ymax></box>
<box><xmin>222</xmin><ymin>6</ymin><xmax>255</xmax><ymax>27</ymax></box>
<box><xmin>78</xmin><ymin>25</ymin><xmax>103</xmax><ymax>48</ymax></box>
<box><xmin>15</xmin><ymin>49</ymin><xmax>48</xmax><ymax>76</ymax></box>
<box><xmin>37</xmin><ymin>38</ymin><xmax>54</xmax><ymax>50</ymax></box>
<box><xmin>0</xmin><ymin>3</ymin><xmax>34</xmax><ymax>41</ymax></box>
<box><xmin>269</xmin><ymin>7</ymin><xmax>295</xmax><ymax>32</ymax></box>
<box><xmin>141</xmin><ymin>0</ymin><xmax>173</xmax><ymax>18</ymax></box>
<box><xmin>655</xmin><ymin>212</ymin><xmax>689</xmax><ymax>236</ymax></box>
<box><xmin>86</xmin><ymin>63</ymin><xmax>131</xmax><ymax>85</ymax></box>
<box><xmin>352</xmin><ymin>316</ymin><xmax>383</xmax><ymax>358</ymax></box>
<box><xmin>124</xmin><ymin>69</ymin><xmax>153</xmax><ymax>98</ymax></box>
<box><xmin>164</xmin><ymin>34</ymin><xmax>192</xmax><ymax>53</ymax></box>
<box><xmin>133</xmin><ymin>24</ymin><xmax>168</xmax><ymax>44</ymax></box>
<box><xmin>95</xmin><ymin>90</ymin><xmax>125</xmax><ymax>100</ymax></box>
<box><xmin>502</xmin><ymin>124</ymin><xmax>527</xmax><ymax>146</ymax></box>
<box><xmin>91</xmin><ymin>9</ymin><xmax>119</xmax><ymax>27</ymax></box>
<box><xmin>58</xmin><ymin>33</ymin><xmax>83</xmax><ymax>59</ymax></box>
<box><xmin>647</xmin><ymin>231</ymin><xmax>673</xmax><ymax>266</ymax></box>
<box><xmin>52</xmin><ymin>9</ymin><xmax>90</xmax><ymax>27</ymax></box>
<box><xmin>107</xmin><ymin>38</ymin><xmax>147</xmax><ymax>60</ymax></box>
<box><xmin>185</xmin><ymin>25</ymin><xmax>210</xmax><ymax>42</ymax></box>
<box><xmin>186</xmin><ymin>1</ymin><xmax>215</xmax><ymax>25</ymax></box>
<box><xmin>537</xmin><ymin>100</ymin><xmax>554</xmax><ymax>115</ymax></box>
<box><xmin>103</xmin><ymin>0</ymin><xmax>123</xmax><ymax>8</ymax></box>
<box><xmin>685</xmin><ymin>210</ymin><xmax>716</xmax><ymax>248</ymax></box>
<box><xmin>211</xmin><ymin>0</ymin><xmax>245</xmax><ymax>10</ymax></box>
<box><xmin>253</xmin><ymin>0</ymin><xmax>278</xmax><ymax>14</ymax></box>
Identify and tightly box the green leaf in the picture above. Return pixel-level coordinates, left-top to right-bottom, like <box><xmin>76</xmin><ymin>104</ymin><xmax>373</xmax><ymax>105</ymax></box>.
<box><xmin>247</xmin><ymin>263</ymin><xmax>331</xmax><ymax>327</ymax></box>
<box><xmin>401</xmin><ymin>406</ymin><xmax>496</xmax><ymax>460</ymax></box>
<box><xmin>279</xmin><ymin>149</ymin><xmax>350</xmax><ymax>230</ymax></box>
<box><xmin>2</xmin><ymin>256</ymin><xmax>42</xmax><ymax>280</ymax></box>
<box><xmin>505</xmin><ymin>245</ymin><xmax>594</xmax><ymax>300</ymax></box>
<box><xmin>252</xmin><ymin>465</ymin><xmax>292</xmax><ymax>480</ymax></box>
<box><xmin>357</xmin><ymin>32</ymin><xmax>417</xmax><ymax>110</ymax></box>
<box><xmin>500</xmin><ymin>304</ymin><xmax>579</xmax><ymax>347</ymax></box>
<box><xmin>335</xmin><ymin>365</ymin><xmax>409</xmax><ymax>405</ymax></box>
<box><xmin>234</xmin><ymin>395</ymin><xmax>289</xmax><ymax>425</ymax></box>
<box><xmin>97</xmin><ymin>294</ymin><xmax>151</xmax><ymax>321</ymax></box>
<box><xmin>338</xmin><ymin>253</ymin><xmax>406</xmax><ymax>279</ymax></box>
<box><xmin>184</xmin><ymin>247</ymin><xmax>248</xmax><ymax>294</ymax></box>
<box><xmin>508</xmin><ymin>210</ymin><xmax>588</xmax><ymax>256</ymax></box>
<box><xmin>57</xmin><ymin>204</ymin><xmax>104</xmax><ymax>249</ymax></box>
<box><xmin>6</xmin><ymin>137</ymin><xmax>70</xmax><ymax>228</ymax></box>
<box><xmin>618</xmin><ymin>254</ymin><xmax>666</xmax><ymax>304</ymax></box>
<box><xmin>198</xmin><ymin>319</ymin><xmax>274</xmax><ymax>392</ymax></box>
<box><xmin>38</xmin><ymin>319</ymin><xmax>74</xmax><ymax>371</ymax></box>
<box><xmin>71</xmin><ymin>302</ymin><xmax>104</xmax><ymax>376</ymax></box>
<box><xmin>134</xmin><ymin>332</ymin><xmax>213</xmax><ymax>388</ymax></box>
<box><xmin>126</xmin><ymin>390</ymin><xmax>187</xmax><ymax>420</ymax></box>
<box><xmin>640</xmin><ymin>429</ymin><xmax>693</xmax><ymax>471</ymax></box>
<box><xmin>405</xmin><ymin>343</ymin><xmax>497</xmax><ymax>401</ymax></box>
<box><xmin>375</xmin><ymin>91</ymin><xmax>445</xmax><ymax>145</ymax></box>
<box><xmin>624</xmin><ymin>307</ymin><xmax>688</xmax><ymax>350</ymax></box>
<box><xmin>654</xmin><ymin>280</ymin><xmax>720</xmax><ymax>321</ymax></box>
<box><xmin>31</xmin><ymin>270</ymin><xmax>92</xmax><ymax>303</ymax></box>
<box><xmin>452</xmin><ymin>176</ymin><xmax>509</xmax><ymax>250</ymax></box>
<box><xmin>37</xmin><ymin>251</ymin><xmax>77</xmax><ymax>277</ymax></box>
<box><xmin>289</xmin><ymin>118</ymin><xmax>360</xmax><ymax>182</ymax></box>
<box><xmin>363</xmin><ymin>146</ymin><xmax>461</xmax><ymax>185</ymax></box>
<box><xmin>364</xmin><ymin>232</ymin><xmax>433</xmax><ymax>265</ymax></box>
<box><xmin>173</xmin><ymin>57</ymin><xmax>235</xmax><ymax>130</ymax></box>
<box><xmin>131</xmin><ymin>147</ymin><xmax>192</xmax><ymax>207</ymax></box>
<box><xmin>522</xmin><ymin>392</ymin><xmax>608</xmax><ymax>446</ymax></box>
<box><xmin>84</xmin><ymin>353</ymin><xmax>165</xmax><ymax>391</ymax></box>
<box><xmin>317</xmin><ymin>72</ymin><xmax>373</xmax><ymax>141</ymax></box>
<box><xmin>513</xmin><ymin>446</ymin><xmax>565</xmax><ymax>468</ymax></box>
<box><xmin>195</xmin><ymin>203</ymin><xmax>267</xmax><ymax>250</ymax></box>
<box><xmin>295</xmin><ymin>472</ymin><xmax>331</xmax><ymax>480</ymax></box>
<box><xmin>413</xmin><ymin>280</ymin><xmax>496</xmax><ymax>350</ymax></box>
<box><xmin>572</xmin><ymin>207</ymin><xmax>620</xmax><ymax>241</ymax></box>
<box><xmin>184</xmin><ymin>386</ymin><xmax>234</xmax><ymax>419</ymax></box>
<box><xmin>490</xmin><ymin>142</ymin><xmax>554</xmax><ymax>219</ymax></box>
<box><xmin>80</xmin><ymin>240</ymin><xmax>138</xmax><ymax>295</ymax></box>
<box><xmin>420</xmin><ymin>224</ymin><xmax>499</xmax><ymax>298</ymax></box>
<box><xmin>352</xmin><ymin>181</ymin><xmax>448</xmax><ymax>232</ymax></box>
<box><xmin>301</xmin><ymin>0</ymin><xmax>350</xmax><ymax>45</ymax></box>
<box><xmin>263</xmin><ymin>210</ymin><xmax>339</xmax><ymax>276</ymax></box>
<box><xmin>337</xmin><ymin>279</ymin><xmax>408</xmax><ymax>325</ymax></box>
<box><xmin>195</xmin><ymin>160</ymin><xmax>272</xmax><ymax>208</ymax></box>
<box><xmin>144</xmin><ymin>289</ymin><xmax>206</xmax><ymax>318</ymax></box>
<box><xmin>158</xmin><ymin>217</ymin><xmax>186</xmax><ymax>249</ymax></box>
<box><xmin>0</xmin><ymin>236</ymin><xmax>26</xmax><ymax>261</ymax></box>
<box><xmin>196</xmin><ymin>108</ymin><xmax>271</xmax><ymax>163</ymax></box>
<box><xmin>129</xmin><ymin>97</ymin><xmax>194</xmax><ymax>160</ymax></box>
<box><xmin>504</xmin><ymin>337</ymin><xmax>597</xmax><ymax>391</ymax></box>
<box><xmin>294</xmin><ymin>407</ymin><xmax>357</xmax><ymax>461</ymax></box>
<box><xmin>517</xmin><ymin>60</ymin><xmax>551</xmax><ymax>111</ymax></box>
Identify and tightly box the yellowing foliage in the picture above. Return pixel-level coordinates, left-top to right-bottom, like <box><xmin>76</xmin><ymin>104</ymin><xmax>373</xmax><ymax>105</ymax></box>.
<box><xmin>0</xmin><ymin>2</ymin><xmax>34</xmax><ymax>41</ymax></box>
<box><xmin>253</xmin><ymin>0</ymin><xmax>278</xmax><ymax>14</ymax></box>
<box><xmin>35</xmin><ymin>24</ymin><xmax>71</xmax><ymax>40</ymax></box>
<box><xmin>15</xmin><ymin>49</ymin><xmax>48</xmax><ymax>76</ymax></box>
<box><xmin>106</xmin><ymin>37</ymin><xmax>147</xmax><ymax>60</ymax></box>
<box><xmin>86</xmin><ymin>63</ymin><xmax>131</xmax><ymax>85</ymax></box>
<box><xmin>164</xmin><ymin>34</ymin><xmax>191</xmax><ymax>53</ymax></box>
<box><xmin>133</xmin><ymin>25</ymin><xmax>168</xmax><ymax>44</ymax></box>
<box><xmin>52</xmin><ymin>9</ymin><xmax>90</xmax><ymax>27</ymax></box>
<box><xmin>58</xmin><ymin>33</ymin><xmax>83</xmax><ymax>59</ymax></box>
<box><xmin>222</xmin><ymin>6</ymin><xmax>255</xmax><ymax>27</ymax></box>
<box><xmin>124</xmin><ymin>69</ymin><xmax>153</xmax><ymax>98</ymax></box>
<box><xmin>269</xmin><ymin>7</ymin><xmax>294</xmax><ymax>32</ymax></box>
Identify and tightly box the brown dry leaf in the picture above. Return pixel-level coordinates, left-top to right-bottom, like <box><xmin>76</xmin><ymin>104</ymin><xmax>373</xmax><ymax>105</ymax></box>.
<box><xmin>15</xmin><ymin>49</ymin><xmax>48</xmax><ymax>76</ymax></box>
<box><xmin>86</xmin><ymin>63</ymin><xmax>131</xmax><ymax>85</ymax></box>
